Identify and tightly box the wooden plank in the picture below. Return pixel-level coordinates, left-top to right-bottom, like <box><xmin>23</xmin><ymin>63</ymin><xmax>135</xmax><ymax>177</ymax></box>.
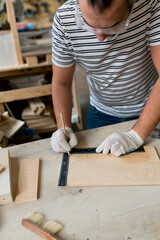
<box><xmin>15</xmin><ymin>158</ymin><xmax>39</xmax><ymax>203</ymax></box>
<box><xmin>0</xmin><ymin>148</ymin><xmax>13</xmax><ymax>205</ymax></box>
<box><xmin>26</xmin><ymin>56</ymin><xmax>38</xmax><ymax>66</ymax></box>
<box><xmin>67</xmin><ymin>146</ymin><xmax>160</xmax><ymax>187</ymax></box>
<box><xmin>6</xmin><ymin>0</ymin><xmax>23</xmax><ymax>65</ymax></box>
<box><xmin>22</xmin><ymin>47</ymin><xmax>51</xmax><ymax>57</ymax></box>
<box><xmin>0</xmin><ymin>103</ymin><xmax>5</xmax><ymax>113</ymax></box>
<box><xmin>0</xmin><ymin>84</ymin><xmax>51</xmax><ymax>103</ymax></box>
<box><xmin>0</xmin><ymin>117</ymin><xmax>24</xmax><ymax>139</ymax></box>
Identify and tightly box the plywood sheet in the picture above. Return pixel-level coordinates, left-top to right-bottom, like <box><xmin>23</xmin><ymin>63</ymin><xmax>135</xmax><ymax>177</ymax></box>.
<box><xmin>67</xmin><ymin>146</ymin><xmax>160</xmax><ymax>187</ymax></box>
<box><xmin>15</xmin><ymin>158</ymin><xmax>39</xmax><ymax>202</ymax></box>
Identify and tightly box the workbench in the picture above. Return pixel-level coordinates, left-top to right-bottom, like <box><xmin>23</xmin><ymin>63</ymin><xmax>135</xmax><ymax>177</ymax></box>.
<box><xmin>1</xmin><ymin>120</ymin><xmax>160</xmax><ymax>240</ymax></box>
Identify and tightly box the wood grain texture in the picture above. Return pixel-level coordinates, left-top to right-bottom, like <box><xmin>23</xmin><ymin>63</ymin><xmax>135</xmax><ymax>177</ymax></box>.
<box><xmin>67</xmin><ymin>146</ymin><xmax>160</xmax><ymax>187</ymax></box>
<box><xmin>15</xmin><ymin>158</ymin><xmax>39</xmax><ymax>202</ymax></box>
<box><xmin>0</xmin><ymin>148</ymin><xmax>13</xmax><ymax>205</ymax></box>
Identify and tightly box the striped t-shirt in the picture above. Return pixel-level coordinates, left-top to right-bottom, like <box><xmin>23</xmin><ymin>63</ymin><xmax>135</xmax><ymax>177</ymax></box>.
<box><xmin>52</xmin><ymin>0</ymin><xmax>160</xmax><ymax>118</ymax></box>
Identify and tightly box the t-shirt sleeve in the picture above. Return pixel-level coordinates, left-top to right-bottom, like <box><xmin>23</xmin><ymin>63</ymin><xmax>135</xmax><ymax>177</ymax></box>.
<box><xmin>52</xmin><ymin>11</ymin><xmax>75</xmax><ymax>67</ymax></box>
<box><xmin>149</xmin><ymin>0</ymin><xmax>160</xmax><ymax>46</ymax></box>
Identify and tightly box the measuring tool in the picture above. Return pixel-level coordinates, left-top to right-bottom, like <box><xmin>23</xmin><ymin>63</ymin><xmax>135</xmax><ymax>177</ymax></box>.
<box><xmin>58</xmin><ymin>146</ymin><xmax>145</xmax><ymax>186</ymax></box>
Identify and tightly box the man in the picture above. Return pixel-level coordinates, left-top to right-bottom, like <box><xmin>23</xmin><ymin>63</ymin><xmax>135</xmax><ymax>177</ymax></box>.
<box><xmin>51</xmin><ymin>0</ymin><xmax>160</xmax><ymax>156</ymax></box>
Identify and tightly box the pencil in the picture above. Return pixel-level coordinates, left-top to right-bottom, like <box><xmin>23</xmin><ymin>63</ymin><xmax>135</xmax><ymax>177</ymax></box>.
<box><xmin>60</xmin><ymin>113</ymin><xmax>70</xmax><ymax>156</ymax></box>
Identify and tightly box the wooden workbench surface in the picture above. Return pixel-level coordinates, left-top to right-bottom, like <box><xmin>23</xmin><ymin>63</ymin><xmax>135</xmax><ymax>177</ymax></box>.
<box><xmin>1</xmin><ymin>120</ymin><xmax>160</xmax><ymax>240</ymax></box>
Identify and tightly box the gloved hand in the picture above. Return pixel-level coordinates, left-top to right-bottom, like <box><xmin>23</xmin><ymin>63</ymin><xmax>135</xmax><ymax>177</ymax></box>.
<box><xmin>51</xmin><ymin>127</ymin><xmax>78</xmax><ymax>153</ymax></box>
<box><xmin>96</xmin><ymin>130</ymin><xmax>144</xmax><ymax>157</ymax></box>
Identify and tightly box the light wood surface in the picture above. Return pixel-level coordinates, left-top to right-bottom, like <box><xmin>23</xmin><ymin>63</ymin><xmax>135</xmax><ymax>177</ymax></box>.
<box><xmin>0</xmin><ymin>117</ymin><xmax>24</xmax><ymax>139</ymax></box>
<box><xmin>1</xmin><ymin>120</ymin><xmax>160</xmax><ymax>240</ymax></box>
<box><xmin>15</xmin><ymin>158</ymin><xmax>39</xmax><ymax>203</ymax></box>
<box><xmin>67</xmin><ymin>146</ymin><xmax>160</xmax><ymax>186</ymax></box>
<box><xmin>0</xmin><ymin>149</ymin><xmax>13</xmax><ymax>205</ymax></box>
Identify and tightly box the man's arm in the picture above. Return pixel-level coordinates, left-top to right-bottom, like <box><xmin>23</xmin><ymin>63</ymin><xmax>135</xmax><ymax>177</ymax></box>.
<box><xmin>96</xmin><ymin>46</ymin><xmax>160</xmax><ymax>156</ymax></box>
<box><xmin>52</xmin><ymin>63</ymin><xmax>75</xmax><ymax>129</ymax></box>
<box><xmin>51</xmin><ymin>63</ymin><xmax>78</xmax><ymax>153</ymax></box>
<box><xmin>133</xmin><ymin>45</ymin><xmax>160</xmax><ymax>140</ymax></box>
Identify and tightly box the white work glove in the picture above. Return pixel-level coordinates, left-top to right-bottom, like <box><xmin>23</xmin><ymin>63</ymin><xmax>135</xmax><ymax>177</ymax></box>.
<box><xmin>51</xmin><ymin>127</ymin><xmax>78</xmax><ymax>153</ymax></box>
<box><xmin>96</xmin><ymin>130</ymin><xmax>144</xmax><ymax>157</ymax></box>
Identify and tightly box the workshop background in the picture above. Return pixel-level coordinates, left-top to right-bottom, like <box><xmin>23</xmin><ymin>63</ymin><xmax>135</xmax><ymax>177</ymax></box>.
<box><xmin>0</xmin><ymin>0</ymin><xmax>89</xmax><ymax>148</ymax></box>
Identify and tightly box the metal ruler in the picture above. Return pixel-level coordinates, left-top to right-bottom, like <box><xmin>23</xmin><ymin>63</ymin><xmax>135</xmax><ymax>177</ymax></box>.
<box><xmin>58</xmin><ymin>146</ymin><xmax>144</xmax><ymax>186</ymax></box>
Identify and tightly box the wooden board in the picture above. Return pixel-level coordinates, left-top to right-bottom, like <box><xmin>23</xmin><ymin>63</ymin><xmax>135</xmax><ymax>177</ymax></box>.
<box><xmin>0</xmin><ymin>148</ymin><xmax>13</xmax><ymax>205</ymax></box>
<box><xmin>67</xmin><ymin>146</ymin><xmax>160</xmax><ymax>187</ymax></box>
<box><xmin>0</xmin><ymin>84</ymin><xmax>51</xmax><ymax>103</ymax></box>
<box><xmin>15</xmin><ymin>158</ymin><xmax>39</xmax><ymax>203</ymax></box>
<box><xmin>0</xmin><ymin>117</ymin><xmax>24</xmax><ymax>139</ymax></box>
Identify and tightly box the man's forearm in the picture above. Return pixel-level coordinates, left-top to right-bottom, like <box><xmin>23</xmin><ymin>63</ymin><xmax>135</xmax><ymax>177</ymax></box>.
<box><xmin>52</xmin><ymin>82</ymin><xmax>72</xmax><ymax>129</ymax></box>
<box><xmin>133</xmin><ymin>78</ymin><xmax>160</xmax><ymax>140</ymax></box>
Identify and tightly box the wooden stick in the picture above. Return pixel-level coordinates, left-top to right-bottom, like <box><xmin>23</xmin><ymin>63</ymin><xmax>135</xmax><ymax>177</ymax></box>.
<box><xmin>60</xmin><ymin>113</ymin><xmax>70</xmax><ymax>156</ymax></box>
<box><xmin>22</xmin><ymin>219</ymin><xmax>61</xmax><ymax>240</ymax></box>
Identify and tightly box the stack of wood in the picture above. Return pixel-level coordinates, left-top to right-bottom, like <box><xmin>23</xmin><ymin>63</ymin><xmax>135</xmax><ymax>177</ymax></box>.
<box><xmin>21</xmin><ymin>98</ymin><xmax>56</xmax><ymax>134</ymax></box>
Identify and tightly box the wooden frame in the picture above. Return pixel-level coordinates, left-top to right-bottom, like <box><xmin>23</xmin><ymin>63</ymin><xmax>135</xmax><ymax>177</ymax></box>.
<box><xmin>0</xmin><ymin>1</ymin><xmax>83</xmax><ymax>131</ymax></box>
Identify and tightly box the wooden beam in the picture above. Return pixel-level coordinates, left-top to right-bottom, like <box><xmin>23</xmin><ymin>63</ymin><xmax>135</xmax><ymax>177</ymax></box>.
<box><xmin>0</xmin><ymin>84</ymin><xmax>51</xmax><ymax>103</ymax></box>
<box><xmin>6</xmin><ymin>0</ymin><xmax>23</xmax><ymax>65</ymax></box>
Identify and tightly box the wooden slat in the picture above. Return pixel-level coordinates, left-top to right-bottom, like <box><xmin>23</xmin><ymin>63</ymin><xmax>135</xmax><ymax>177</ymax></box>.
<box><xmin>15</xmin><ymin>158</ymin><xmax>39</xmax><ymax>202</ymax></box>
<box><xmin>67</xmin><ymin>146</ymin><xmax>160</xmax><ymax>187</ymax></box>
<box><xmin>6</xmin><ymin>0</ymin><xmax>23</xmax><ymax>65</ymax></box>
<box><xmin>0</xmin><ymin>148</ymin><xmax>13</xmax><ymax>205</ymax></box>
<box><xmin>0</xmin><ymin>84</ymin><xmax>51</xmax><ymax>103</ymax></box>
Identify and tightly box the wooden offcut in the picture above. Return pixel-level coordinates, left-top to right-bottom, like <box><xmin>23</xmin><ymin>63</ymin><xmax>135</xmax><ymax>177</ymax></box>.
<box><xmin>15</xmin><ymin>158</ymin><xmax>39</xmax><ymax>202</ymax></box>
<box><xmin>0</xmin><ymin>149</ymin><xmax>13</xmax><ymax>205</ymax></box>
<box><xmin>67</xmin><ymin>146</ymin><xmax>160</xmax><ymax>187</ymax></box>
<box><xmin>0</xmin><ymin>117</ymin><xmax>24</xmax><ymax>139</ymax></box>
